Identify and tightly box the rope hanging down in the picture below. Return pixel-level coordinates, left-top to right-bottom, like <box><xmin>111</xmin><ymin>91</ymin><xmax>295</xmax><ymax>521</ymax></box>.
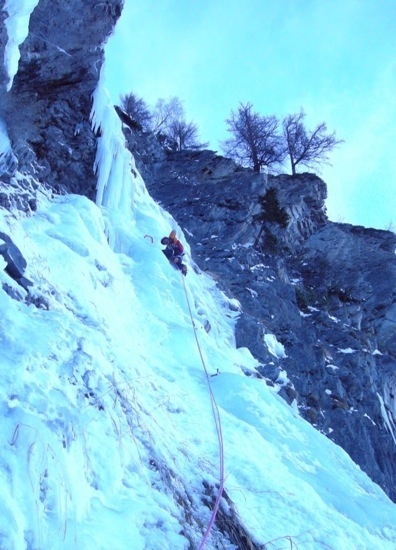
<box><xmin>180</xmin><ymin>273</ymin><xmax>225</xmax><ymax>549</ymax></box>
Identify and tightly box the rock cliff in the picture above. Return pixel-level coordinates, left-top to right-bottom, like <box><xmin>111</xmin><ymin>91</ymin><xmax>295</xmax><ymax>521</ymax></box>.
<box><xmin>128</xmin><ymin>131</ymin><xmax>396</xmax><ymax>502</ymax></box>
<box><xmin>0</xmin><ymin>0</ymin><xmax>123</xmax><ymax>209</ymax></box>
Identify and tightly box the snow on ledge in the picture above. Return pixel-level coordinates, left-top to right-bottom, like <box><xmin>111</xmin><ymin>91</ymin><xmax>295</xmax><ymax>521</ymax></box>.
<box><xmin>338</xmin><ymin>347</ymin><xmax>356</xmax><ymax>354</ymax></box>
<box><xmin>264</xmin><ymin>333</ymin><xmax>287</xmax><ymax>358</ymax></box>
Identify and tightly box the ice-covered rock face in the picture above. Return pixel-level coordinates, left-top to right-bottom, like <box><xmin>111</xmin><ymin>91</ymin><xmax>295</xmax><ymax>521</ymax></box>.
<box><xmin>0</xmin><ymin>0</ymin><xmax>123</xmax><ymax>202</ymax></box>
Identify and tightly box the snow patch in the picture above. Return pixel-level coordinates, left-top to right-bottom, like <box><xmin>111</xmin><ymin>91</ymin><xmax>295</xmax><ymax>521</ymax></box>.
<box><xmin>246</xmin><ymin>287</ymin><xmax>258</xmax><ymax>298</ymax></box>
<box><xmin>264</xmin><ymin>333</ymin><xmax>287</xmax><ymax>358</ymax></box>
<box><xmin>250</xmin><ymin>263</ymin><xmax>267</xmax><ymax>271</ymax></box>
<box><xmin>329</xmin><ymin>315</ymin><xmax>340</xmax><ymax>323</ymax></box>
<box><xmin>338</xmin><ymin>347</ymin><xmax>356</xmax><ymax>354</ymax></box>
<box><xmin>276</xmin><ymin>369</ymin><xmax>290</xmax><ymax>386</ymax></box>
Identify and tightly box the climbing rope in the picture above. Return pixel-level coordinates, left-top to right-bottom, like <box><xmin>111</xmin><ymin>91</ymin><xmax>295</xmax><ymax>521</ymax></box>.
<box><xmin>180</xmin><ymin>273</ymin><xmax>225</xmax><ymax>549</ymax></box>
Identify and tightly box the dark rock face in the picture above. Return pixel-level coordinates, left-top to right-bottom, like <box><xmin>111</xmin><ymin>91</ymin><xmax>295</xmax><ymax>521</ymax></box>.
<box><xmin>0</xmin><ymin>231</ymin><xmax>32</xmax><ymax>292</ymax></box>
<box><xmin>135</xmin><ymin>138</ymin><xmax>396</xmax><ymax>502</ymax></box>
<box><xmin>0</xmin><ymin>1</ymin><xmax>8</xmax><ymax>88</ymax></box>
<box><xmin>0</xmin><ymin>0</ymin><xmax>123</xmax><ymax>206</ymax></box>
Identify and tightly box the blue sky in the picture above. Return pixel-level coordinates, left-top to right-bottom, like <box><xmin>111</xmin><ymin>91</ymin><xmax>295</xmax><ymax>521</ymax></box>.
<box><xmin>104</xmin><ymin>0</ymin><xmax>396</xmax><ymax>231</ymax></box>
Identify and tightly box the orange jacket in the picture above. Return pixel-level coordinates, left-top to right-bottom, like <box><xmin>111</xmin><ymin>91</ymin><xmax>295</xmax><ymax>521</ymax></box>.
<box><xmin>169</xmin><ymin>231</ymin><xmax>184</xmax><ymax>254</ymax></box>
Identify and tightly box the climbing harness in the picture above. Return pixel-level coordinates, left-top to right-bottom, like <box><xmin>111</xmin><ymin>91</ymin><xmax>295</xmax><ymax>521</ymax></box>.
<box><xmin>180</xmin><ymin>273</ymin><xmax>225</xmax><ymax>549</ymax></box>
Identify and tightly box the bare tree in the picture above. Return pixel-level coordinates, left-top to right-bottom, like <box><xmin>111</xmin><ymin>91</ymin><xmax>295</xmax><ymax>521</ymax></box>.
<box><xmin>151</xmin><ymin>97</ymin><xmax>184</xmax><ymax>133</ymax></box>
<box><xmin>119</xmin><ymin>92</ymin><xmax>152</xmax><ymax>130</ymax></box>
<box><xmin>282</xmin><ymin>109</ymin><xmax>343</xmax><ymax>175</ymax></box>
<box><xmin>152</xmin><ymin>97</ymin><xmax>207</xmax><ymax>151</ymax></box>
<box><xmin>118</xmin><ymin>93</ymin><xmax>207</xmax><ymax>151</ymax></box>
<box><xmin>221</xmin><ymin>102</ymin><xmax>286</xmax><ymax>173</ymax></box>
<box><xmin>166</xmin><ymin>119</ymin><xmax>208</xmax><ymax>151</ymax></box>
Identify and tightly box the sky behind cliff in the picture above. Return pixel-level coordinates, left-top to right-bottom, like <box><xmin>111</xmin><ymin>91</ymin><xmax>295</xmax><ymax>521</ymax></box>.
<box><xmin>104</xmin><ymin>0</ymin><xmax>396</xmax><ymax>232</ymax></box>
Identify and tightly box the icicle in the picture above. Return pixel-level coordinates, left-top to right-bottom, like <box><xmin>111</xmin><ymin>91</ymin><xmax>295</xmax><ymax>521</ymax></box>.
<box><xmin>377</xmin><ymin>392</ymin><xmax>396</xmax><ymax>444</ymax></box>
<box><xmin>3</xmin><ymin>0</ymin><xmax>40</xmax><ymax>90</ymax></box>
<box><xmin>91</xmin><ymin>75</ymin><xmax>136</xmax><ymax>214</ymax></box>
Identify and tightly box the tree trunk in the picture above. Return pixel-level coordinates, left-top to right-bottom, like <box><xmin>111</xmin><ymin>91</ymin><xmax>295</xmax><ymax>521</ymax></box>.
<box><xmin>290</xmin><ymin>155</ymin><xmax>296</xmax><ymax>175</ymax></box>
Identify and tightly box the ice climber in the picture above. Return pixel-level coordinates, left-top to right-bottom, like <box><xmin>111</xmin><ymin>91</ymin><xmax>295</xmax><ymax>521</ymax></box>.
<box><xmin>161</xmin><ymin>230</ymin><xmax>188</xmax><ymax>276</ymax></box>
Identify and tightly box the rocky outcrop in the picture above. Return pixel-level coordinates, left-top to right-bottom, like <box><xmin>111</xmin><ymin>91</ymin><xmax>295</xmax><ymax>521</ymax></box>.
<box><xmin>135</xmin><ymin>140</ymin><xmax>396</xmax><ymax>502</ymax></box>
<box><xmin>0</xmin><ymin>0</ymin><xmax>123</xmax><ymax>207</ymax></box>
<box><xmin>0</xmin><ymin>230</ymin><xmax>32</xmax><ymax>294</ymax></box>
